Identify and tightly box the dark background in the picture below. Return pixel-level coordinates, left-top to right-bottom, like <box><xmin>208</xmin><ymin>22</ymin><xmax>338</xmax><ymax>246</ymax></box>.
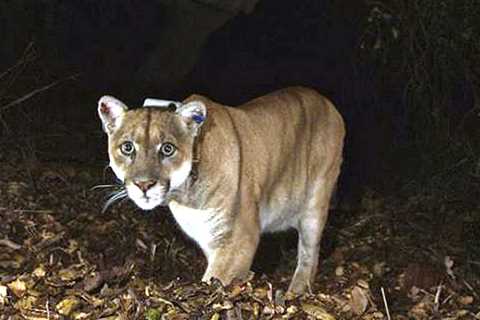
<box><xmin>0</xmin><ymin>0</ymin><xmax>479</xmax><ymax>202</ymax></box>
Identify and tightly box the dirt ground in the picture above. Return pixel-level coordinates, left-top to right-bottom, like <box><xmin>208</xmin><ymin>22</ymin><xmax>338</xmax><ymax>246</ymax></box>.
<box><xmin>0</xmin><ymin>161</ymin><xmax>479</xmax><ymax>319</ymax></box>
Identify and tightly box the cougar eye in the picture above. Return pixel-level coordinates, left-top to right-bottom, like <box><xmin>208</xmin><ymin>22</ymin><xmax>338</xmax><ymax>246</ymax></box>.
<box><xmin>160</xmin><ymin>142</ymin><xmax>176</xmax><ymax>157</ymax></box>
<box><xmin>120</xmin><ymin>141</ymin><xmax>135</xmax><ymax>156</ymax></box>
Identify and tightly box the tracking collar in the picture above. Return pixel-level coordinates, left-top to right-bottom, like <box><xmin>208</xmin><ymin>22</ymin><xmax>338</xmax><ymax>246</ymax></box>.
<box><xmin>143</xmin><ymin>98</ymin><xmax>182</xmax><ymax>109</ymax></box>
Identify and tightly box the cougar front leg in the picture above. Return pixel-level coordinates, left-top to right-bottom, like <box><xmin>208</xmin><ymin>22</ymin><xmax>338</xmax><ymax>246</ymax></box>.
<box><xmin>202</xmin><ymin>222</ymin><xmax>260</xmax><ymax>285</ymax></box>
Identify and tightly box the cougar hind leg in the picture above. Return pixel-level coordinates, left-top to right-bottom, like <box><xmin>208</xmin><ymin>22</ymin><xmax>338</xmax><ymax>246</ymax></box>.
<box><xmin>289</xmin><ymin>167</ymin><xmax>340</xmax><ymax>294</ymax></box>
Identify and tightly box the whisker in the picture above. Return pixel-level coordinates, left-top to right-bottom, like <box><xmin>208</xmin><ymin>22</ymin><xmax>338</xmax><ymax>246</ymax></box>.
<box><xmin>91</xmin><ymin>165</ymin><xmax>128</xmax><ymax>213</ymax></box>
<box><xmin>112</xmin><ymin>189</ymin><xmax>127</xmax><ymax>200</ymax></box>
<box><xmin>106</xmin><ymin>190</ymin><xmax>127</xmax><ymax>203</ymax></box>
<box><xmin>90</xmin><ymin>184</ymin><xmax>121</xmax><ymax>191</ymax></box>
<box><xmin>105</xmin><ymin>190</ymin><xmax>120</xmax><ymax>198</ymax></box>
<box><xmin>102</xmin><ymin>189</ymin><xmax>128</xmax><ymax>213</ymax></box>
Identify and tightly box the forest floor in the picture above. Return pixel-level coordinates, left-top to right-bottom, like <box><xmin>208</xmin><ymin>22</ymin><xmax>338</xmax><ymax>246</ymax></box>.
<box><xmin>0</xmin><ymin>161</ymin><xmax>479</xmax><ymax>320</ymax></box>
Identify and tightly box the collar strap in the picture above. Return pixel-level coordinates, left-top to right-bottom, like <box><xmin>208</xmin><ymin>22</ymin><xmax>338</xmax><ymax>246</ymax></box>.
<box><xmin>190</xmin><ymin>125</ymin><xmax>204</xmax><ymax>183</ymax></box>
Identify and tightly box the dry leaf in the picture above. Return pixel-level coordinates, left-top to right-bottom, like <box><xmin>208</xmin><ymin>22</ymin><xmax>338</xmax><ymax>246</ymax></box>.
<box><xmin>455</xmin><ymin>309</ymin><xmax>470</xmax><ymax>317</ymax></box>
<box><xmin>408</xmin><ymin>302</ymin><xmax>430</xmax><ymax>320</ymax></box>
<box><xmin>56</xmin><ymin>296</ymin><xmax>81</xmax><ymax>316</ymax></box>
<box><xmin>286</xmin><ymin>305</ymin><xmax>298</xmax><ymax>315</ymax></box>
<box><xmin>302</xmin><ymin>303</ymin><xmax>336</xmax><ymax>320</ymax></box>
<box><xmin>373</xmin><ymin>262</ymin><xmax>386</xmax><ymax>277</ymax></box>
<box><xmin>32</xmin><ymin>264</ymin><xmax>46</xmax><ymax>278</ymax></box>
<box><xmin>458</xmin><ymin>295</ymin><xmax>474</xmax><ymax>305</ymax></box>
<box><xmin>0</xmin><ymin>285</ymin><xmax>8</xmax><ymax>305</ymax></box>
<box><xmin>357</xmin><ymin>279</ymin><xmax>369</xmax><ymax>289</ymax></box>
<box><xmin>14</xmin><ymin>295</ymin><xmax>38</xmax><ymax>310</ymax></box>
<box><xmin>350</xmin><ymin>286</ymin><xmax>368</xmax><ymax>315</ymax></box>
<box><xmin>335</xmin><ymin>266</ymin><xmax>344</xmax><ymax>277</ymax></box>
<box><xmin>210</xmin><ymin>313</ymin><xmax>220</xmax><ymax>320</ymax></box>
<box><xmin>72</xmin><ymin>311</ymin><xmax>91</xmax><ymax>320</ymax></box>
<box><xmin>7</xmin><ymin>278</ymin><xmax>27</xmax><ymax>297</ymax></box>
<box><xmin>58</xmin><ymin>264</ymin><xmax>87</xmax><ymax>281</ymax></box>
<box><xmin>253</xmin><ymin>287</ymin><xmax>268</xmax><ymax>299</ymax></box>
<box><xmin>7</xmin><ymin>181</ymin><xmax>28</xmax><ymax>196</ymax></box>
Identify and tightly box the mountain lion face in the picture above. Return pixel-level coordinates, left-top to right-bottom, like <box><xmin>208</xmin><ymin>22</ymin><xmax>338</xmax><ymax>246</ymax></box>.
<box><xmin>98</xmin><ymin>96</ymin><xmax>206</xmax><ymax>210</ymax></box>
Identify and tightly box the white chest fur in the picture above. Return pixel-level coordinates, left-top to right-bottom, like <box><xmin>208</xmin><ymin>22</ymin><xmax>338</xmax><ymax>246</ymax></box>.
<box><xmin>168</xmin><ymin>201</ymin><xmax>225</xmax><ymax>258</ymax></box>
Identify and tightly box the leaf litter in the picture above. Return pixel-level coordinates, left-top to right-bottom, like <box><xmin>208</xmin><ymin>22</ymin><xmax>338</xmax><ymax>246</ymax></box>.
<box><xmin>0</xmin><ymin>162</ymin><xmax>479</xmax><ymax>319</ymax></box>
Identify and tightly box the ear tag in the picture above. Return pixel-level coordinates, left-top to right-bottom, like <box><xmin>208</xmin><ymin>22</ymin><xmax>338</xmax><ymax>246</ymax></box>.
<box><xmin>143</xmin><ymin>98</ymin><xmax>182</xmax><ymax>109</ymax></box>
<box><xmin>192</xmin><ymin>114</ymin><xmax>205</xmax><ymax>124</ymax></box>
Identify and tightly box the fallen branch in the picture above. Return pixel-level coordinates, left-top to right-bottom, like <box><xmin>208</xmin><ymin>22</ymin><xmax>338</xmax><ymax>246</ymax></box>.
<box><xmin>0</xmin><ymin>73</ymin><xmax>81</xmax><ymax>113</ymax></box>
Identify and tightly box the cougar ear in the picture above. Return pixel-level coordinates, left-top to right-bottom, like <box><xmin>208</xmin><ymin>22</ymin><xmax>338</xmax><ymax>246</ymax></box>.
<box><xmin>176</xmin><ymin>101</ymin><xmax>207</xmax><ymax>135</ymax></box>
<box><xmin>98</xmin><ymin>95</ymin><xmax>128</xmax><ymax>134</ymax></box>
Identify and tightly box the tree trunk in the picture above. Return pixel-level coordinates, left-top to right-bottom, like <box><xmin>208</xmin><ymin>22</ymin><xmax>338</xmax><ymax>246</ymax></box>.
<box><xmin>134</xmin><ymin>0</ymin><xmax>259</xmax><ymax>96</ymax></box>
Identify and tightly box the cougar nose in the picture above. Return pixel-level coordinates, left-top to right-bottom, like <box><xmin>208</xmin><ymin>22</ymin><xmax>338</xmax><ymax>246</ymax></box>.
<box><xmin>134</xmin><ymin>180</ymin><xmax>157</xmax><ymax>193</ymax></box>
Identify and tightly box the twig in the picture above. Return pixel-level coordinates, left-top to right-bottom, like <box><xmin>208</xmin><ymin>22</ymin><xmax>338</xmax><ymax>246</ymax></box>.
<box><xmin>13</xmin><ymin>209</ymin><xmax>53</xmax><ymax>214</ymax></box>
<box><xmin>467</xmin><ymin>260</ymin><xmax>480</xmax><ymax>266</ymax></box>
<box><xmin>463</xmin><ymin>279</ymin><xmax>479</xmax><ymax>298</ymax></box>
<box><xmin>0</xmin><ymin>44</ymin><xmax>37</xmax><ymax>99</ymax></box>
<box><xmin>150</xmin><ymin>242</ymin><xmax>157</xmax><ymax>263</ymax></box>
<box><xmin>444</xmin><ymin>256</ymin><xmax>456</xmax><ymax>280</ymax></box>
<box><xmin>33</xmin><ymin>231</ymin><xmax>65</xmax><ymax>251</ymax></box>
<box><xmin>0</xmin><ymin>238</ymin><xmax>22</xmax><ymax>250</ymax></box>
<box><xmin>433</xmin><ymin>283</ymin><xmax>442</xmax><ymax>312</ymax></box>
<box><xmin>0</xmin><ymin>41</ymin><xmax>35</xmax><ymax>81</ymax></box>
<box><xmin>46</xmin><ymin>297</ymin><xmax>51</xmax><ymax>320</ymax></box>
<box><xmin>381</xmin><ymin>287</ymin><xmax>391</xmax><ymax>320</ymax></box>
<box><xmin>0</xmin><ymin>73</ymin><xmax>81</xmax><ymax>113</ymax></box>
<box><xmin>442</xmin><ymin>293</ymin><xmax>454</xmax><ymax>305</ymax></box>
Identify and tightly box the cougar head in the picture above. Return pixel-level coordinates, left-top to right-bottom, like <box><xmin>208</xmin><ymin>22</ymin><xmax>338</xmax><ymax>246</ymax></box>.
<box><xmin>97</xmin><ymin>96</ymin><xmax>206</xmax><ymax>210</ymax></box>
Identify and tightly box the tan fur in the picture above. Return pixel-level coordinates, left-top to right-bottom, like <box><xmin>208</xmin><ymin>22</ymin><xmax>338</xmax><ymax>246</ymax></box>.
<box><xmin>98</xmin><ymin>87</ymin><xmax>345</xmax><ymax>293</ymax></box>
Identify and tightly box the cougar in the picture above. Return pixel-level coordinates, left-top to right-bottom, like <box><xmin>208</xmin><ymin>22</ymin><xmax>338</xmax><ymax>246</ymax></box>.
<box><xmin>97</xmin><ymin>86</ymin><xmax>345</xmax><ymax>293</ymax></box>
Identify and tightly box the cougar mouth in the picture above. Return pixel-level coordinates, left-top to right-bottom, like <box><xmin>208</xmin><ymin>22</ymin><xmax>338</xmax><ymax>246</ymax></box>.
<box><xmin>133</xmin><ymin>195</ymin><xmax>164</xmax><ymax>210</ymax></box>
<box><xmin>126</xmin><ymin>182</ymin><xmax>168</xmax><ymax>210</ymax></box>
